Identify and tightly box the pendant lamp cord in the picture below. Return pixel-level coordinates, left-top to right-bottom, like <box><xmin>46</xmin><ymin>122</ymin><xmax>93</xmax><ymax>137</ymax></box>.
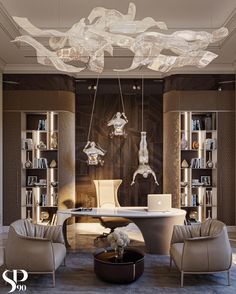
<box><xmin>87</xmin><ymin>75</ymin><xmax>99</xmax><ymax>142</ymax></box>
<box><xmin>117</xmin><ymin>74</ymin><xmax>125</xmax><ymax>114</ymax></box>
<box><xmin>141</xmin><ymin>76</ymin><xmax>144</xmax><ymax>132</ymax></box>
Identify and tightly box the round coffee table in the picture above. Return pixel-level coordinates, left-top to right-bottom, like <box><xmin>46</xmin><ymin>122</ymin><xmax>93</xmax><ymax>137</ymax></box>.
<box><xmin>94</xmin><ymin>247</ymin><xmax>145</xmax><ymax>283</ymax></box>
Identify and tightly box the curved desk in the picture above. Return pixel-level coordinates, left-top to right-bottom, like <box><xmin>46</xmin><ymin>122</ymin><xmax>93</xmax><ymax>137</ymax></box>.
<box><xmin>57</xmin><ymin>207</ymin><xmax>186</xmax><ymax>255</ymax></box>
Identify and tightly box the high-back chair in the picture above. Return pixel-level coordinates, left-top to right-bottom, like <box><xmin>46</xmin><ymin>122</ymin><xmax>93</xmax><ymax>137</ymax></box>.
<box><xmin>93</xmin><ymin>179</ymin><xmax>130</xmax><ymax>239</ymax></box>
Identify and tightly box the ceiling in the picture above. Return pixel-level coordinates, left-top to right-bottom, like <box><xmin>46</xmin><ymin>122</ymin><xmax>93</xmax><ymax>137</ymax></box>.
<box><xmin>0</xmin><ymin>0</ymin><xmax>235</xmax><ymax>77</ymax></box>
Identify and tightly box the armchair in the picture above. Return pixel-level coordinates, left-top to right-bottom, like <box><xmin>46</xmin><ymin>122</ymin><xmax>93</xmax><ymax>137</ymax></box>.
<box><xmin>170</xmin><ymin>219</ymin><xmax>232</xmax><ymax>287</ymax></box>
<box><xmin>93</xmin><ymin>179</ymin><xmax>130</xmax><ymax>240</ymax></box>
<box><xmin>4</xmin><ymin>219</ymin><xmax>66</xmax><ymax>287</ymax></box>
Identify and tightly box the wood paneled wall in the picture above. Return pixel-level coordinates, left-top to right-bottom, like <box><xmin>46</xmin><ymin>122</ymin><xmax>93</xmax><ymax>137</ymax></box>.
<box><xmin>75</xmin><ymin>79</ymin><xmax>163</xmax><ymax>208</ymax></box>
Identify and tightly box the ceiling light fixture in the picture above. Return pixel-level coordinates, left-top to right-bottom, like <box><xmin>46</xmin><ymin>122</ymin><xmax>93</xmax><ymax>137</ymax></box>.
<box><xmin>12</xmin><ymin>2</ymin><xmax>228</xmax><ymax>73</ymax></box>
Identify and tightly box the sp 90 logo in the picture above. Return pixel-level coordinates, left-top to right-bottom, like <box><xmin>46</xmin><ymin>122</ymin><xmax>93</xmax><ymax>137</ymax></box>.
<box><xmin>2</xmin><ymin>270</ymin><xmax>28</xmax><ymax>293</ymax></box>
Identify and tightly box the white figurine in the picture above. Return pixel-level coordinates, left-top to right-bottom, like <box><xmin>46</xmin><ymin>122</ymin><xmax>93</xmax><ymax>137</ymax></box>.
<box><xmin>83</xmin><ymin>141</ymin><xmax>106</xmax><ymax>166</ymax></box>
<box><xmin>107</xmin><ymin>112</ymin><xmax>128</xmax><ymax>137</ymax></box>
<box><xmin>131</xmin><ymin>131</ymin><xmax>159</xmax><ymax>186</ymax></box>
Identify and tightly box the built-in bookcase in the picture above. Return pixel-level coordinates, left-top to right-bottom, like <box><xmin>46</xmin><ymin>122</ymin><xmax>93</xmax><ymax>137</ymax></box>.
<box><xmin>180</xmin><ymin>111</ymin><xmax>217</xmax><ymax>223</ymax></box>
<box><xmin>21</xmin><ymin>112</ymin><xmax>59</xmax><ymax>225</ymax></box>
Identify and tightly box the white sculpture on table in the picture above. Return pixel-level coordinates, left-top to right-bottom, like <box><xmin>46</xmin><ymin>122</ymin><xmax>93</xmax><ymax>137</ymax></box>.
<box><xmin>107</xmin><ymin>112</ymin><xmax>128</xmax><ymax>137</ymax></box>
<box><xmin>83</xmin><ymin>141</ymin><xmax>106</xmax><ymax>166</ymax></box>
<box><xmin>131</xmin><ymin>131</ymin><xmax>159</xmax><ymax>186</ymax></box>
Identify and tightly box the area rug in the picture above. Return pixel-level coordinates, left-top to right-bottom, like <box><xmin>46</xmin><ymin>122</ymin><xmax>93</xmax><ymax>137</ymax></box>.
<box><xmin>0</xmin><ymin>235</ymin><xmax>235</xmax><ymax>293</ymax></box>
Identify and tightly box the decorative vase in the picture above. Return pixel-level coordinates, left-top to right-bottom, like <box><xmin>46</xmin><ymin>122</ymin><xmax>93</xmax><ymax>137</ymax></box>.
<box><xmin>181</xmin><ymin>134</ymin><xmax>188</xmax><ymax>149</ymax></box>
<box><xmin>25</xmin><ymin>152</ymin><xmax>32</xmax><ymax>168</ymax></box>
<box><xmin>116</xmin><ymin>246</ymin><xmax>124</xmax><ymax>261</ymax></box>
<box><xmin>206</xmin><ymin>152</ymin><xmax>214</xmax><ymax>168</ymax></box>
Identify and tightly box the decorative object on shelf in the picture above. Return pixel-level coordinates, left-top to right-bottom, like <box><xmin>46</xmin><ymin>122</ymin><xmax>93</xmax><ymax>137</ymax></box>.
<box><xmin>107</xmin><ymin>230</ymin><xmax>130</xmax><ymax>261</ymax></box>
<box><xmin>50</xmin><ymin>132</ymin><xmax>58</xmax><ymax>149</ymax></box>
<box><xmin>35</xmin><ymin>179</ymin><xmax>47</xmax><ymax>187</ymax></box>
<box><xmin>83</xmin><ymin>77</ymin><xmax>106</xmax><ymax>166</ymax></box>
<box><xmin>201</xmin><ymin>176</ymin><xmax>211</xmax><ymax>186</ymax></box>
<box><xmin>13</xmin><ymin>3</ymin><xmax>228</xmax><ymax>73</ymax></box>
<box><xmin>26</xmin><ymin>209</ymin><xmax>32</xmax><ymax>222</ymax></box>
<box><xmin>192</xmin><ymin>140</ymin><xmax>199</xmax><ymax>149</ymax></box>
<box><xmin>189</xmin><ymin>210</ymin><xmax>198</xmax><ymax>222</ymax></box>
<box><xmin>25</xmin><ymin>190</ymin><xmax>33</xmax><ymax>206</ymax></box>
<box><xmin>181</xmin><ymin>159</ymin><xmax>189</xmax><ymax>168</ymax></box>
<box><xmin>40</xmin><ymin>211</ymin><xmax>49</xmax><ymax>222</ymax></box>
<box><xmin>190</xmin><ymin>157</ymin><xmax>204</xmax><ymax>168</ymax></box>
<box><xmin>52</xmin><ymin>193</ymin><xmax>58</xmax><ymax>206</ymax></box>
<box><xmin>107</xmin><ymin>76</ymin><xmax>128</xmax><ymax>138</ymax></box>
<box><xmin>51</xmin><ymin>181</ymin><xmax>58</xmax><ymax>188</ymax></box>
<box><xmin>207</xmin><ymin>209</ymin><xmax>211</xmax><ymax>219</ymax></box>
<box><xmin>206</xmin><ymin>190</ymin><xmax>212</xmax><ymax>205</ymax></box>
<box><xmin>40</xmin><ymin>194</ymin><xmax>47</xmax><ymax>206</ymax></box>
<box><xmin>27</xmin><ymin>176</ymin><xmax>38</xmax><ymax>187</ymax></box>
<box><xmin>37</xmin><ymin>119</ymin><xmax>47</xmax><ymax>131</ymax></box>
<box><xmin>192</xmin><ymin>119</ymin><xmax>201</xmax><ymax>130</ymax></box>
<box><xmin>205</xmin><ymin>138</ymin><xmax>217</xmax><ymax>150</ymax></box>
<box><xmin>49</xmin><ymin>159</ymin><xmax>57</xmax><ymax>168</ymax></box>
<box><xmin>206</xmin><ymin>152</ymin><xmax>214</xmax><ymax>168</ymax></box>
<box><xmin>131</xmin><ymin>78</ymin><xmax>158</xmax><ymax>186</ymax></box>
<box><xmin>33</xmin><ymin>157</ymin><xmax>48</xmax><ymax>168</ymax></box>
<box><xmin>25</xmin><ymin>152</ymin><xmax>32</xmax><ymax>168</ymax></box>
<box><xmin>181</xmin><ymin>193</ymin><xmax>187</xmax><ymax>206</ymax></box>
<box><xmin>37</xmin><ymin>140</ymin><xmax>47</xmax><ymax>149</ymax></box>
<box><xmin>180</xmin><ymin>181</ymin><xmax>188</xmax><ymax>187</ymax></box>
<box><xmin>180</xmin><ymin>133</ymin><xmax>188</xmax><ymax>149</ymax></box>
<box><xmin>22</xmin><ymin>138</ymin><xmax>33</xmax><ymax>150</ymax></box>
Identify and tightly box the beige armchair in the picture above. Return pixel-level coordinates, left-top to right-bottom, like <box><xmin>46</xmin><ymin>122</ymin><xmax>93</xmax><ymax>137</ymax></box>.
<box><xmin>170</xmin><ymin>219</ymin><xmax>232</xmax><ymax>287</ymax></box>
<box><xmin>5</xmin><ymin>219</ymin><xmax>66</xmax><ymax>287</ymax></box>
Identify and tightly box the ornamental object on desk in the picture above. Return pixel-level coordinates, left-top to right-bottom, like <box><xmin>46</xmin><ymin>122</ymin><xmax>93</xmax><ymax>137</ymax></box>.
<box><xmin>107</xmin><ymin>76</ymin><xmax>128</xmax><ymax>138</ymax></box>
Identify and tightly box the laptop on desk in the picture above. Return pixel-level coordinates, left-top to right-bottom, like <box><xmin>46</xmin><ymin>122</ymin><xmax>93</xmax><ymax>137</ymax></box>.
<box><xmin>147</xmin><ymin>194</ymin><xmax>172</xmax><ymax>211</ymax></box>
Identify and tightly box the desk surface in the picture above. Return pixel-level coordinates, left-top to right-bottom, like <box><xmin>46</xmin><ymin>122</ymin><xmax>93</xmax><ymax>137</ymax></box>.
<box><xmin>58</xmin><ymin>207</ymin><xmax>186</xmax><ymax>218</ymax></box>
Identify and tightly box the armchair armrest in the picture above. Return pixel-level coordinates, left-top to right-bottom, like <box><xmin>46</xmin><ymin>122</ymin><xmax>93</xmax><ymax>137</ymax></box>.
<box><xmin>5</xmin><ymin>235</ymin><xmax>55</xmax><ymax>272</ymax></box>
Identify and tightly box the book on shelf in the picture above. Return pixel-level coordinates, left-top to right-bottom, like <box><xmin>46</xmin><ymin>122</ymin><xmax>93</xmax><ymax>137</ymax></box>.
<box><xmin>51</xmin><ymin>213</ymin><xmax>57</xmax><ymax>225</ymax></box>
<box><xmin>190</xmin><ymin>158</ymin><xmax>205</xmax><ymax>168</ymax></box>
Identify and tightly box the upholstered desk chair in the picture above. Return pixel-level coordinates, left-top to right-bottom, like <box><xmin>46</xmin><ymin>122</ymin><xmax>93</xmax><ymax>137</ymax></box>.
<box><xmin>93</xmin><ymin>179</ymin><xmax>130</xmax><ymax>239</ymax></box>
<box><xmin>170</xmin><ymin>219</ymin><xmax>232</xmax><ymax>287</ymax></box>
<box><xmin>4</xmin><ymin>219</ymin><xmax>66</xmax><ymax>287</ymax></box>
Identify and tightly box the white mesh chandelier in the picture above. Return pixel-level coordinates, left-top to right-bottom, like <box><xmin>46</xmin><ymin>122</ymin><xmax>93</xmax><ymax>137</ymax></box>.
<box><xmin>13</xmin><ymin>2</ymin><xmax>228</xmax><ymax>73</ymax></box>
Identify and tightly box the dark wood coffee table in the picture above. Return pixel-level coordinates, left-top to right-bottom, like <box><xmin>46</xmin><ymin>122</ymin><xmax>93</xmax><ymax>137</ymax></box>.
<box><xmin>94</xmin><ymin>247</ymin><xmax>145</xmax><ymax>283</ymax></box>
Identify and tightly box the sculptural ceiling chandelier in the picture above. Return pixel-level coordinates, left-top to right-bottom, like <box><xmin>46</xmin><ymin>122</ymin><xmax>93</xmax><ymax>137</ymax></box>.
<box><xmin>13</xmin><ymin>2</ymin><xmax>228</xmax><ymax>73</ymax></box>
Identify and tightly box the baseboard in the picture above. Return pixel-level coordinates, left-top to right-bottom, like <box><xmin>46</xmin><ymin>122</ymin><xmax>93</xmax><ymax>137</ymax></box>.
<box><xmin>0</xmin><ymin>226</ymin><xmax>9</xmax><ymax>233</ymax></box>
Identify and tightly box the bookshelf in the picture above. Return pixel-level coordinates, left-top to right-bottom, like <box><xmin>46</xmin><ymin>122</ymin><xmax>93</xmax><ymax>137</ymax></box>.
<box><xmin>21</xmin><ymin>112</ymin><xmax>59</xmax><ymax>225</ymax></box>
<box><xmin>180</xmin><ymin>111</ymin><xmax>217</xmax><ymax>223</ymax></box>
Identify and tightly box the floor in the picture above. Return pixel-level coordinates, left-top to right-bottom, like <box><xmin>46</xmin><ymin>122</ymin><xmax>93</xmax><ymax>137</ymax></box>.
<box><xmin>0</xmin><ymin>223</ymin><xmax>235</xmax><ymax>293</ymax></box>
